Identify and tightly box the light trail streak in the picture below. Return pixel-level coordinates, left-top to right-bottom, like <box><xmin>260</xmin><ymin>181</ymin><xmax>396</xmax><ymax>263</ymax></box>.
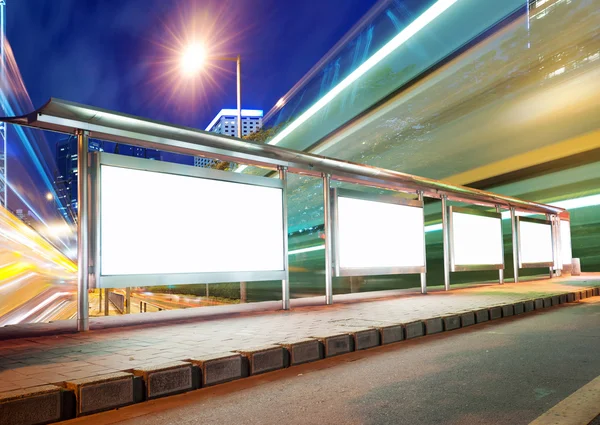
<box><xmin>3</xmin><ymin>291</ymin><xmax>71</xmax><ymax>325</ymax></box>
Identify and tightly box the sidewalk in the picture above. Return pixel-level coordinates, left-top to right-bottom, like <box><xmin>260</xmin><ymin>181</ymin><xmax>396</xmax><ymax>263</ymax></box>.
<box><xmin>0</xmin><ymin>275</ymin><xmax>599</xmax><ymax>422</ymax></box>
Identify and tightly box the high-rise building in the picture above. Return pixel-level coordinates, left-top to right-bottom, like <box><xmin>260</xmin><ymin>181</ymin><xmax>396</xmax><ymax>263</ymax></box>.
<box><xmin>15</xmin><ymin>209</ymin><xmax>35</xmax><ymax>228</ymax></box>
<box><xmin>55</xmin><ymin>137</ymin><xmax>164</xmax><ymax>221</ymax></box>
<box><xmin>194</xmin><ymin>109</ymin><xmax>263</xmax><ymax>167</ymax></box>
<box><xmin>55</xmin><ymin>136</ymin><xmax>103</xmax><ymax>221</ymax></box>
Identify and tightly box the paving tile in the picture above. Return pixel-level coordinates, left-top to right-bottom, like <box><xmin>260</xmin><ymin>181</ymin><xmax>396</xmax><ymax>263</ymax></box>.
<box><xmin>0</xmin><ymin>279</ymin><xmax>597</xmax><ymax>392</ymax></box>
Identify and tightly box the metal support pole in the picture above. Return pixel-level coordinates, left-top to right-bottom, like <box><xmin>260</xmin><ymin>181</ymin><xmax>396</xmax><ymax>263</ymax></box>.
<box><xmin>104</xmin><ymin>288</ymin><xmax>109</xmax><ymax>316</ymax></box>
<box><xmin>496</xmin><ymin>205</ymin><xmax>504</xmax><ymax>284</ymax></box>
<box><xmin>76</xmin><ymin>130</ymin><xmax>90</xmax><ymax>331</ymax></box>
<box><xmin>125</xmin><ymin>287</ymin><xmax>131</xmax><ymax>314</ymax></box>
<box><xmin>418</xmin><ymin>191</ymin><xmax>427</xmax><ymax>294</ymax></box>
<box><xmin>323</xmin><ymin>173</ymin><xmax>333</xmax><ymax>305</ymax></box>
<box><xmin>236</xmin><ymin>55</ymin><xmax>242</xmax><ymax>139</ymax></box>
<box><xmin>547</xmin><ymin>213</ymin><xmax>555</xmax><ymax>278</ymax></box>
<box><xmin>511</xmin><ymin>207</ymin><xmax>519</xmax><ymax>283</ymax></box>
<box><xmin>441</xmin><ymin>195</ymin><xmax>450</xmax><ymax>291</ymax></box>
<box><xmin>279</xmin><ymin>166</ymin><xmax>290</xmax><ymax>310</ymax></box>
<box><xmin>554</xmin><ymin>216</ymin><xmax>562</xmax><ymax>277</ymax></box>
<box><xmin>99</xmin><ymin>288</ymin><xmax>102</xmax><ymax>313</ymax></box>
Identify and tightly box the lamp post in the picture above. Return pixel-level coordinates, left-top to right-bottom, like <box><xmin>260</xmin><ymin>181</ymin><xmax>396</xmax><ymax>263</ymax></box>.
<box><xmin>181</xmin><ymin>45</ymin><xmax>242</xmax><ymax>138</ymax></box>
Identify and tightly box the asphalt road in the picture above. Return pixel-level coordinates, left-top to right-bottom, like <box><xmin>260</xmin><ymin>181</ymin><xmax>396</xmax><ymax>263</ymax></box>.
<box><xmin>71</xmin><ymin>298</ymin><xmax>600</xmax><ymax>425</ymax></box>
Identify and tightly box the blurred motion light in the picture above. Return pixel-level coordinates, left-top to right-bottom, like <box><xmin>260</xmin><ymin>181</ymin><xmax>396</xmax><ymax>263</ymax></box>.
<box><xmin>235</xmin><ymin>0</ymin><xmax>458</xmax><ymax>174</ymax></box>
<box><xmin>45</xmin><ymin>192</ymin><xmax>53</xmax><ymax>201</ymax></box>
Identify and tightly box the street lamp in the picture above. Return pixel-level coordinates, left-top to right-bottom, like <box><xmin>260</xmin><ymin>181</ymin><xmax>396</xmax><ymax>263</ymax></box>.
<box><xmin>181</xmin><ymin>44</ymin><xmax>243</xmax><ymax>138</ymax></box>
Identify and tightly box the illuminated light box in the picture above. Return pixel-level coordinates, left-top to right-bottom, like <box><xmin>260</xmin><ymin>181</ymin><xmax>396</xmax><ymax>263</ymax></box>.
<box><xmin>560</xmin><ymin>219</ymin><xmax>572</xmax><ymax>268</ymax></box>
<box><xmin>333</xmin><ymin>189</ymin><xmax>425</xmax><ymax>276</ymax></box>
<box><xmin>91</xmin><ymin>153</ymin><xmax>286</xmax><ymax>288</ymax></box>
<box><xmin>449</xmin><ymin>207</ymin><xmax>503</xmax><ymax>272</ymax></box>
<box><xmin>518</xmin><ymin>217</ymin><xmax>554</xmax><ymax>268</ymax></box>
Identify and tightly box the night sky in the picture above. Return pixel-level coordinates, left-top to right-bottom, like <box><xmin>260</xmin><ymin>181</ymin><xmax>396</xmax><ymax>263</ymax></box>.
<box><xmin>7</xmin><ymin>0</ymin><xmax>377</xmax><ymax>129</ymax></box>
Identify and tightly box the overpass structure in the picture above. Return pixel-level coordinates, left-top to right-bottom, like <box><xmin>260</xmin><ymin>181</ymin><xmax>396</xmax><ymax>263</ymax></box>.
<box><xmin>257</xmin><ymin>0</ymin><xmax>599</xmax><ymax>262</ymax></box>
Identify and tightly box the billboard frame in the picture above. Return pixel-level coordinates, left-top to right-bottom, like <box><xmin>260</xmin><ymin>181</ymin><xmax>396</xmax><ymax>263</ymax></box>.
<box><xmin>517</xmin><ymin>216</ymin><xmax>554</xmax><ymax>269</ymax></box>
<box><xmin>330</xmin><ymin>188</ymin><xmax>426</xmax><ymax>278</ymax></box>
<box><xmin>89</xmin><ymin>152</ymin><xmax>287</xmax><ymax>289</ymax></box>
<box><xmin>448</xmin><ymin>206</ymin><xmax>504</xmax><ymax>272</ymax></box>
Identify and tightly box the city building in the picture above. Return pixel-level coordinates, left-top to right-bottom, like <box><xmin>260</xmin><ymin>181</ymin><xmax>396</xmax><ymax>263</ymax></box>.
<box><xmin>55</xmin><ymin>136</ymin><xmax>103</xmax><ymax>222</ymax></box>
<box><xmin>54</xmin><ymin>137</ymin><xmax>164</xmax><ymax>221</ymax></box>
<box><xmin>15</xmin><ymin>208</ymin><xmax>35</xmax><ymax>228</ymax></box>
<box><xmin>194</xmin><ymin>109</ymin><xmax>263</xmax><ymax>167</ymax></box>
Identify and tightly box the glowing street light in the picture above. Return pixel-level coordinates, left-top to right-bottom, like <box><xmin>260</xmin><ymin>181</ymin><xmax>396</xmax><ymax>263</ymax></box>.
<box><xmin>180</xmin><ymin>43</ymin><xmax>242</xmax><ymax>138</ymax></box>
<box><xmin>180</xmin><ymin>43</ymin><xmax>206</xmax><ymax>76</ymax></box>
<box><xmin>45</xmin><ymin>192</ymin><xmax>53</xmax><ymax>201</ymax></box>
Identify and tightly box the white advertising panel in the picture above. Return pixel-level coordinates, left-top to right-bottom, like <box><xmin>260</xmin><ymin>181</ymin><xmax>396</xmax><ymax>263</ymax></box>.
<box><xmin>450</xmin><ymin>210</ymin><xmax>503</xmax><ymax>270</ymax></box>
<box><xmin>336</xmin><ymin>195</ymin><xmax>425</xmax><ymax>273</ymax></box>
<box><xmin>518</xmin><ymin>219</ymin><xmax>553</xmax><ymax>266</ymax></box>
<box><xmin>100</xmin><ymin>165</ymin><xmax>285</xmax><ymax>277</ymax></box>
<box><xmin>560</xmin><ymin>220</ymin><xmax>572</xmax><ymax>266</ymax></box>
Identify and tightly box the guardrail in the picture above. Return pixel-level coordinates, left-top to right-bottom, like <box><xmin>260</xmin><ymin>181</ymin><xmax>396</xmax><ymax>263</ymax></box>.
<box><xmin>1</xmin><ymin>98</ymin><xmax>572</xmax><ymax>332</ymax></box>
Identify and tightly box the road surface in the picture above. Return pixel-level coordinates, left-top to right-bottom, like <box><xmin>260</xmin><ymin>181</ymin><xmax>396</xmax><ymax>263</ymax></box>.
<box><xmin>69</xmin><ymin>298</ymin><xmax>600</xmax><ymax>425</ymax></box>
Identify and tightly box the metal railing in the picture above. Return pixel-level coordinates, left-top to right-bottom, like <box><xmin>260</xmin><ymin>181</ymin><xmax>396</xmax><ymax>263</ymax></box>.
<box><xmin>1</xmin><ymin>98</ymin><xmax>568</xmax><ymax>332</ymax></box>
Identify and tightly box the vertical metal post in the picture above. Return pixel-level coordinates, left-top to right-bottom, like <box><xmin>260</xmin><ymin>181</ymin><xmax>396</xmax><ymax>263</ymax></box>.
<box><xmin>125</xmin><ymin>287</ymin><xmax>131</xmax><ymax>314</ymax></box>
<box><xmin>496</xmin><ymin>205</ymin><xmax>504</xmax><ymax>284</ymax></box>
<box><xmin>511</xmin><ymin>207</ymin><xmax>519</xmax><ymax>283</ymax></box>
<box><xmin>104</xmin><ymin>288</ymin><xmax>109</xmax><ymax>316</ymax></box>
<box><xmin>547</xmin><ymin>213</ymin><xmax>555</xmax><ymax>278</ymax></box>
<box><xmin>555</xmin><ymin>216</ymin><xmax>562</xmax><ymax>276</ymax></box>
<box><xmin>279</xmin><ymin>166</ymin><xmax>290</xmax><ymax>310</ymax></box>
<box><xmin>418</xmin><ymin>191</ymin><xmax>427</xmax><ymax>294</ymax></box>
<box><xmin>323</xmin><ymin>173</ymin><xmax>333</xmax><ymax>305</ymax></box>
<box><xmin>441</xmin><ymin>195</ymin><xmax>450</xmax><ymax>291</ymax></box>
<box><xmin>76</xmin><ymin>130</ymin><xmax>90</xmax><ymax>331</ymax></box>
<box><xmin>236</xmin><ymin>55</ymin><xmax>242</xmax><ymax>139</ymax></box>
<box><xmin>99</xmin><ymin>288</ymin><xmax>102</xmax><ymax>313</ymax></box>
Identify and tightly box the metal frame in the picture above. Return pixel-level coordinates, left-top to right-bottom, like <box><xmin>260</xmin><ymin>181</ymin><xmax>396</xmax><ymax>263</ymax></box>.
<box><xmin>89</xmin><ymin>152</ymin><xmax>287</xmax><ymax>289</ymax></box>
<box><xmin>448</xmin><ymin>206</ymin><xmax>504</xmax><ymax>273</ymax></box>
<box><xmin>511</xmin><ymin>207</ymin><xmax>519</xmax><ymax>283</ymax></box>
<box><xmin>279</xmin><ymin>166</ymin><xmax>290</xmax><ymax>310</ymax></box>
<box><xmin>0</xmin><ymin>98</ymin><xmax>570</xmax><ymax>328</ymax></box>
<box><xmin>2</xmin><ymin>99</ymin><xmax>565</xmax><ymax>215</ymax></box>
<box><xmin>441</xmin><ymin>195</ymin><xmax>450</xmax><ymax>291</ymax></box>
<box><xmin>330</xmin><ymin>188</ymin><xmax>425</xmax><ymax>278</ymax></box>
<box><xmin>495</xmin><ymin>205</ymin><xmax>504</xmax><ymax>284</ymax></box>
<box><xmin>77</xmin><ymin>130</ymin><xmax>90</xmax><ymax>331</ymax></box>
<box><xmin>323</xmin><ymin>174</ymin><xmax>333</xmax><ymax>305</ymax></box>
<box><xmin>516</xmin><ymin>216</ymin><xmax>554</xmax><ymax>269</ymax></box>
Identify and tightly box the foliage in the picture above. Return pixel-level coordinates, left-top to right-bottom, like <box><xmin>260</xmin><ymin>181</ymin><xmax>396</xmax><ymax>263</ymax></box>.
<box><xmin>208</xmin><ymin>122</ymin><xmax>287</xmax><ymax>171</ymax></box>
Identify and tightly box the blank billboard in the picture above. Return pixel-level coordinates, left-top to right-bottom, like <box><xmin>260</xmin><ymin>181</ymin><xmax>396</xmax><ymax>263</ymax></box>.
<box><xmin>519</xmin><ymin>219</ymin><xmax>553</xmax><ymax>266</ymax></box>
<box><xmin>450</xmin><ymin>209</ymin><xmax>503</xmax><ymax>270</ymax></box>
<box><xmin>336</xmin><ymin>195</ymin><xmax>425</xmax><ymax>273</ymax></box>
<box><xmin>100</xmin><ymin>165</ymin><xmax>285</xmax><ymax>277</ymax></box>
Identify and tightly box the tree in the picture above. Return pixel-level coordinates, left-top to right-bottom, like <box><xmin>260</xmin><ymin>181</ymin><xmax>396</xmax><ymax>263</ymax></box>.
<box><xmin>208</xmin><ymin>122</ymin><xmax>287</xmax><ymax>171</ymax></box>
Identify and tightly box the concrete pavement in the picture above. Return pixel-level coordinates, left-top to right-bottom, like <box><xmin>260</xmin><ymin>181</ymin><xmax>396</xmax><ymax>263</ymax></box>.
<box><xmin>0</xmin><ymin>275</ymin><xmax>599</xmax><ymax>423</ymax></box>
<box><xmin>63</xmin><ymin>297</ymin><xmax>600</xmax><ymax>425</ymax></box>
